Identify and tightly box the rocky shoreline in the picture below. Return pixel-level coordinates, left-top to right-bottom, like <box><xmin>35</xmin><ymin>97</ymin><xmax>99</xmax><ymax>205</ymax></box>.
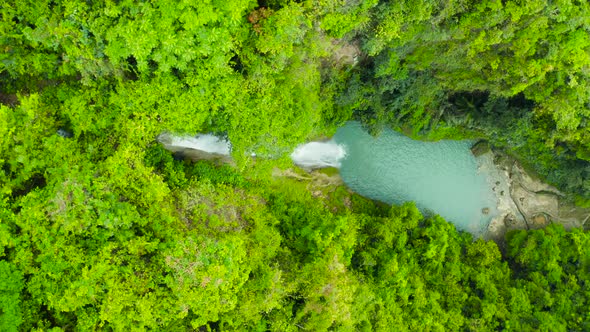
<box><xmin>474</xmin><ymin>143</ymin><xmax>590</xmax><ymax>242</ymax></box>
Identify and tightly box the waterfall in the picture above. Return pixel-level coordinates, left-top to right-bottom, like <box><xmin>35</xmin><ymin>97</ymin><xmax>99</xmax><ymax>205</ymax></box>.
<box><xmin>158</xmin><ymin>132</ymin><xmax>346</xmax><ymax>169</ymax></box>
<box><xmin>158</xmin><ymin>133</ymin><xmax>231</xmax><ymax>155</ymax></box>
<box><xmin>290</xmin><ymin>141</ymin><xmax>347</xmax><ymax>169</ymax></box>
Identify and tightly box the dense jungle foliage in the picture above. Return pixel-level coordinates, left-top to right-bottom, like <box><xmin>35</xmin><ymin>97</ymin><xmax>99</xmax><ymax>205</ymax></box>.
<box><xmin>1</xmin><ymin>0</ymin><xmax>589</xmax><ymax>330</ymax></box>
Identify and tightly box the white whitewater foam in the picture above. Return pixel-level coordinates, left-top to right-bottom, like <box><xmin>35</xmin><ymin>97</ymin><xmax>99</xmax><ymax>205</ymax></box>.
<box><xmin>159</xmin><ymin>133</ymin><xmax>231</xmax><ymax>155</ymax></box>
<box><xmin>291</xmin><ymin>141</ymin><xmax>347</xmax><ymax>169</ymax></box>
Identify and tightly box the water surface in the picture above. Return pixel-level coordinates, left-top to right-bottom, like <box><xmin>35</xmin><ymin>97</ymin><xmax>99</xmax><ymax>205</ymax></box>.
<box><xmin>333</xmin><ymin>122</ymin><xmax>498</xmax><ymax>235</ymax></box>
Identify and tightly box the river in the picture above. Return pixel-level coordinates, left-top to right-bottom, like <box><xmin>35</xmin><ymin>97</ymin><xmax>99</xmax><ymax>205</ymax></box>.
<box><xmin>161</xmin><ymin>122</ymin><xmax>501</xmax><ymax>235</ymax></box>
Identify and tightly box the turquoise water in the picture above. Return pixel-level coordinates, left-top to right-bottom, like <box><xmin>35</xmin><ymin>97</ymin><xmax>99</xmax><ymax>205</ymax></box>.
<box><xmin>333</xmin><ymin>122</ymin><xmax>498</xmax><ymax>235</ymax></box>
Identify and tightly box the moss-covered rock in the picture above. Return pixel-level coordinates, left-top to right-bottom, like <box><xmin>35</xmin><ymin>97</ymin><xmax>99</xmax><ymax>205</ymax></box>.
<box><xmin>470</xmin><ymin>140</ymin><xmax>491</xmax><ymax>157</ymax></box>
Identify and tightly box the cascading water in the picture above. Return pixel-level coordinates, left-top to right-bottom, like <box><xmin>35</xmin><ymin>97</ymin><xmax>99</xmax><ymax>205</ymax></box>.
<box><xmin>158</xmin><ymin>133</ymin><xmax>231</xmax><ymax>155</ymax></box>
<box><xmin>158</xmin><ymin>127</ymin><xmax>499</xmax><ymax>236</ymax></box>
<box><xmin>290</xmin><ymin>141</ymin><xmax>347</xmax><ymax>169</ymax></box>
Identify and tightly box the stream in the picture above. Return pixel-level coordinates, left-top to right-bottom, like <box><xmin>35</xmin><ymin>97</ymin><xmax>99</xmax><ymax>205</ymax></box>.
<box><xmin>160</xmin><ymin>122</ymin><xmax>501</xmax><ymax>236</ymax></box>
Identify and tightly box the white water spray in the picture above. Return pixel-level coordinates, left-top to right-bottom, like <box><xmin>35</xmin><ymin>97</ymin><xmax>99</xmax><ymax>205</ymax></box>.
<box><xmin>158</xmin><ymin>133</ymin><xmax>231</xmax><ymax>155</ymax></box>
<box><xmin>158</xmin><ymin>132</ymin><xmax>346</xmax><ymax>169</ymax></box>
<box><xmin>290</xmin><ymin>141</ymin><xmax>347</xmax><ymax>169</ymax></box>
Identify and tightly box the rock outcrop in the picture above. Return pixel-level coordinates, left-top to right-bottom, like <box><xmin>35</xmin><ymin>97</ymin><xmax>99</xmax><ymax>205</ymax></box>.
<box><xmin>170</xmin><ymin>147</ymin><xmax>234</xmax><ymax>165</ymax></box>
<box><xmin>476</xmin><ymin>145</ymin><xmax>590</xmax><ymax>242</ymax></box>
<box><xmin>470</xmin><ymin>140</ymin><xmax>491</xmax><ymax>157</ymax></box>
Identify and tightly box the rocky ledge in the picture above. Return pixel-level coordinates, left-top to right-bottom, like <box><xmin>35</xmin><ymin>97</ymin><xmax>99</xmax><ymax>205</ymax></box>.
<box><xmin>476</xmin><ymin>143</ymin><xmax>590</xmax><ymax>242</ymax></box>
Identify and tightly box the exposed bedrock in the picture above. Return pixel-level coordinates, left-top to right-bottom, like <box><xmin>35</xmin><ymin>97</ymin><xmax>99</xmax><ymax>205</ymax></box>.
<box><xmin>478</xmin><ymin>143</ymin><xmax>590</xmax><ymax>241</ymax></box>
